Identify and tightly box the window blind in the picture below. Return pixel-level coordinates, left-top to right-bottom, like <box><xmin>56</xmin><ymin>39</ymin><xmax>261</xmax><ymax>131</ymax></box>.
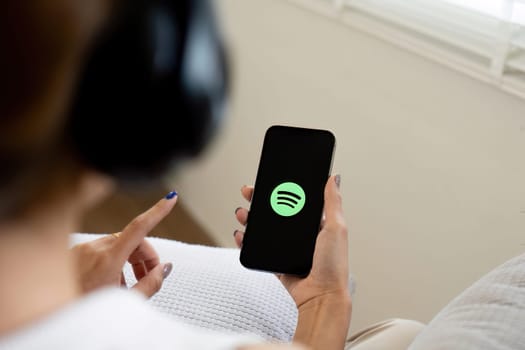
<box><xmin>288</xmin><ymin>0</ymin><xmax>525</xmax><ymax>99</ymax></box>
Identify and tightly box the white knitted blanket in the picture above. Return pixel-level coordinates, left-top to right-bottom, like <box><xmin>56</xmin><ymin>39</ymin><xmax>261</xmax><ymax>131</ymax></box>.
<box><xmin>71</xmin><ymin>234</ymin><xmax>298</xmax><ymax>341</ymax></box>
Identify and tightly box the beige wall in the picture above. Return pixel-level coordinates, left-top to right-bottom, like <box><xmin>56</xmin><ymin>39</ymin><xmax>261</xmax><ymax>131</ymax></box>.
<box><xmin>169</xmin><ymin>0</ymin><xmax>525</xmax><ymax>332</ymax></box>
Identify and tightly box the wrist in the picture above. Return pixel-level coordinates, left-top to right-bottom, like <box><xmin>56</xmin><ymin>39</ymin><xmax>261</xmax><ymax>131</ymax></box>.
<box><xmin>294</xmin><ymin>291</ymin><xmax>352</xmax><ymax>350</ymax></box>
<box><xmin>297</xmin><ymin>290</ymin><xmax>351</xmax><ymax>314</ymax></box>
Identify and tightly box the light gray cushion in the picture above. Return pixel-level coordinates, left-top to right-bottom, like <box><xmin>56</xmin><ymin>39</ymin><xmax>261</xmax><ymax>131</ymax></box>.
<box><xmin>409</xmin><ymin>253</ymin><xmax>525</xmax><ymax>349</ymax></box>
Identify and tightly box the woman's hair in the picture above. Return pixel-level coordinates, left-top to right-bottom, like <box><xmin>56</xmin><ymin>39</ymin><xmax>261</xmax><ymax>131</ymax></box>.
<box><xmin>0</xmin><ymin>0</ymin><xmax>228</xmax><ymax>220</ymax></box>
<box><xmin>0</xmin><ymin>1</ymin><xmax>106</xmax><ymax>220</ymax></box>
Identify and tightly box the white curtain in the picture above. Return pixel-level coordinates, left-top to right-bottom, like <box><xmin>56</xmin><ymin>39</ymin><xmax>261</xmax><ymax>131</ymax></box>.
<box><xmin>443</xmin><ymin>0</ymin><xmax>525</xmax><ymax>25</ymax></box>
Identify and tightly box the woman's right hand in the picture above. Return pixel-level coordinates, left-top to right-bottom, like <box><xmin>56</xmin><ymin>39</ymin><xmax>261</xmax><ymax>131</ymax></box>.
<box><xmin>71</xmin><ymin>193</ymin><xmax>177</xmax><ymax>297</ymax></box>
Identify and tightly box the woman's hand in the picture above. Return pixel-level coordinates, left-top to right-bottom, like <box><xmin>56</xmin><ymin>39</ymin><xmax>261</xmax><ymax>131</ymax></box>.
<box><xmin>234</xmin><ymin>176</ymin><xmax>349</xmax><ymax>307</ymax></box>
<box><xmin>71</xmin><ymin>192</ymin><xmax>177</xmax><ymax>297</ymax></box>
<box><xmin>234</xmin><ymin>177</ymin><xmax>351</xmax><ymax>349</ymax></box>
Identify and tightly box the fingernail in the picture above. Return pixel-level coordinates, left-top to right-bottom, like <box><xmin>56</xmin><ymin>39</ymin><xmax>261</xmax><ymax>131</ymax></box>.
<box><xmin>163</xmin><ymin>263</ymin><xmax>173</xmax><ymax>279</ymax></box>
<box><xmin>235</xmin><ymin>207</ymin><xmax>242</xmax><ymax>214</ymax></box>
<box><xmin>233</xmin><ymin>230</ymin><xmax>238</xmax><ymax>237</ymax></box>
<box><xmin>335</xmin><ymin>175</ymin><xmax>341</xmax><ymax>189</ymax></box>
<box><xmin>165</xmin><ymin>191</ymin><xmax>177</xmax><ymax>200</ymax></box>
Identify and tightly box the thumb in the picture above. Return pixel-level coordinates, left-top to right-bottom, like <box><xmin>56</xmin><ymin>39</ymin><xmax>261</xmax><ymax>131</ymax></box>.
<box><xmin>324</xmin><ymin>175</ymin><xmax>343</xmax><ymax>222</ymax></box>
<box><xmin>132</xmin><ymin>262</ymin><xmax>172</xmax><ymax>298</ymax></box>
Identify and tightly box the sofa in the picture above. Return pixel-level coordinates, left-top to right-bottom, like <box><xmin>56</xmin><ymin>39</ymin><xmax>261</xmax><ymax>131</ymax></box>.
<box><xmin>71</xmin><ymin>234</ymin><xmax>525</xmax><ymax>349</ymax></box>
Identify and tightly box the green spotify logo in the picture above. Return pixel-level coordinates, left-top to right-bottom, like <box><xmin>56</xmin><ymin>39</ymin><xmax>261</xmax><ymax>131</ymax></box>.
<box><xmin>270</xmin><ymin>182</ymin><xmax>306</xmax><ymax>217</ymax></box>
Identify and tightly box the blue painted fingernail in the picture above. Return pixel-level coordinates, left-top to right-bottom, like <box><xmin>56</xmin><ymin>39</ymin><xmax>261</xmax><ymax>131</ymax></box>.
<box><xmin>165</xmin><ymin>191</ymin><xmax>177</xmax><ymax>200</ymax></box>
<box><xmin>335</xmin><ymin>175</ymin><xmax>341</xmax><ymax>188</ymax></box>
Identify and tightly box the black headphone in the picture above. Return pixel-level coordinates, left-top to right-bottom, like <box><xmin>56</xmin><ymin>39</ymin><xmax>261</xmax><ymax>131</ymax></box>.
<box><xmin>68</xmin><ymin>0</ymin><xmax>228</xmax><ymax>183</ymax></box>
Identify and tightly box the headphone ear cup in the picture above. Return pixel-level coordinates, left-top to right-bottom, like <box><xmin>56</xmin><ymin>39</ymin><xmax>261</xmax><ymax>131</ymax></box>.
<box><xmin>69</xmin><ymin>0</ymin><xmax>228</xmax><ymax>183</ymax></box>
<box><xmin>179</xmin><ymin>0</ymin><xmax>230</xmax><ymax>152</ymax></box>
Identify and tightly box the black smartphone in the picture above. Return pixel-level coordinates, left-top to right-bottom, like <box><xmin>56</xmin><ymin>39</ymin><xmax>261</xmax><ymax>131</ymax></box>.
<box><xmin>240</xmin><ymin>125</ymin><xmax>336</xmax><ymax>276</ymax></box>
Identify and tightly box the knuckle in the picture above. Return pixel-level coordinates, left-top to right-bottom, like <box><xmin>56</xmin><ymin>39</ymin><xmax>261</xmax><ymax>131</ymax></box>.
<box><xmin>150</xmin><ymin>273</ymin><xmax>163</xmax><ymax>293</ymax></box>
<box><xmin>323</xmin><ymin>223</ymin><xmax>338</xmax><ymax>234</ymax></box>
<box><xmin>324</xmin><ymin>218</ymin><xmax>348</xmax><ymax>234</ymax></box>
<box><xmin>335</xmin><ymin>218</ymin><xmax>347</xmax><ymax>229</ymax></box>
<box><xmin>76</xmin><ymin>242</ymin><xmax>97</xmax><ymax>256</ymax></box>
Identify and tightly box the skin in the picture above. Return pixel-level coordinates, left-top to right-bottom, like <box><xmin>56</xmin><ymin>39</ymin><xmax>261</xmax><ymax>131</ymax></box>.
<box><xmin>235</xmin><ymin>180</ymin><xmax>349</xmax><ymax>309</ymax></box>
<box><xmin>0</xmin><ymin>0</ymin><xmax>351</xmax><ymax>349</ymax></box>
<box><xmin>0</xmin><ymin>173</ymin><xmax>174</xmax><ymax>334</ymax></box>
<box><xmin>235</xmin><ymin>178</ymin><xmax>352</xmax><ymax>349</ymax></box>
<box><xmin>72</xmin><ymin>176</ymin><xmax>352</xmax><ymax>350</ymax></box>
<box><xmin>71</xmin><ymin>196</ymin><xmax>178</xmax><ymax>296</ymax></box>
<box><xmin>0</xmin><ymin>175</ymin><xmax>350</xmax><ymax>350</ymax></box>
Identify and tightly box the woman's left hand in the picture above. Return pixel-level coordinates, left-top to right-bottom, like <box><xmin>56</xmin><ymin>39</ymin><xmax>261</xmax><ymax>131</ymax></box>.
<box><xmin>71</xmin><ymin>194</ymin><xmax>177</xmax><ymax>297</ymax></box>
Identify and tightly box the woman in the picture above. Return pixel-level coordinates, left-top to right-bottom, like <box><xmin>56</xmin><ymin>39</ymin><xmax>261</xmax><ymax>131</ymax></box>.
<box><xmin>0</xmin><ymin>1</ymin><xmax>351</xmax><ymax>349</ymax></box>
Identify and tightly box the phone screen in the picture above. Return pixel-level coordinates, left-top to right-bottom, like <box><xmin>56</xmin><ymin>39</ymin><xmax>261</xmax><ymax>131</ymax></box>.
<box><xmin>240</xmin><ymin>125</ymin><xmax>335</xmax><ymax>275</ymax></box>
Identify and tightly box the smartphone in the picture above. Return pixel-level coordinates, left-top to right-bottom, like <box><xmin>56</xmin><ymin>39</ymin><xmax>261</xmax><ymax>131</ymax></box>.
<box><xmin>240</xmin><ymin>125</ymin><xmax>336</xmax><ymax>276</ymax></box>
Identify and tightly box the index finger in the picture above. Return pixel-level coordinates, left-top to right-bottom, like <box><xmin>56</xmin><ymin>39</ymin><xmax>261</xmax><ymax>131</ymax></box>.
<box><xmin>112</xmin><ymin>193</ymin><xmax>178</xmax><ymax>262</ymax></box>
